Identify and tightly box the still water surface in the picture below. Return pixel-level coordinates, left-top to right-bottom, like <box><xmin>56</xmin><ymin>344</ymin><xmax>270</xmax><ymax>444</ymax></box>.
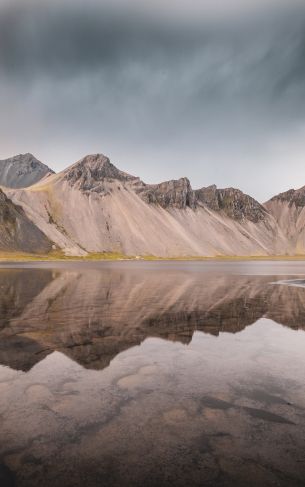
<box><xmin>0</xmin><ymin>261</ymin><xmax>305</xmax><ymax>486</ymax></box>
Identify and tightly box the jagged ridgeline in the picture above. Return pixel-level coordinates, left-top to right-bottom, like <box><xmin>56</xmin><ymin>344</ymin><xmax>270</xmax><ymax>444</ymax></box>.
<box><xmin>0</xmin><ymin>152</ymin><xmax>304</xmax><ymax>257</ymax></box>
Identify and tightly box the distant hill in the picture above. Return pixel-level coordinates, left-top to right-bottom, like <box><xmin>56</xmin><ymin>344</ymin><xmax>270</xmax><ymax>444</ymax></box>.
<box><xmin>0</xmin><ymin>153</ymin><xmax>54</xmax><ymax>189</ymax></box>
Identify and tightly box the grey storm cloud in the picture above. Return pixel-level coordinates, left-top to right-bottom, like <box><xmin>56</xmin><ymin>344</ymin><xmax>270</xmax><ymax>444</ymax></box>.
<box><xmin>1</xmin><ymin>2</ymin><xmax>305</xmax><ymax>96</ymax></box>
<box><xmin>0</xmin><ymin>0</ymin><xmax>305</xmax><ymax>201</ymax></box>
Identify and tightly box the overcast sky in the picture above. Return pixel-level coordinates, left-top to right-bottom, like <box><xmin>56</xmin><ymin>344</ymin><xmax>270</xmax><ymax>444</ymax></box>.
<box><xmin>0</xmin><ymin>0</ymin><xmax>305</xmax><ymax>201</ymax></box>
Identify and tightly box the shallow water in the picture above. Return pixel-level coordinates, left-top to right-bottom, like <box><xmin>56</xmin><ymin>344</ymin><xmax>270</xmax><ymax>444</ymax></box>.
<box><xmin>0</xmin><ymin>261</ymin><xmax>305</xmax><ymax>486</ymax></box>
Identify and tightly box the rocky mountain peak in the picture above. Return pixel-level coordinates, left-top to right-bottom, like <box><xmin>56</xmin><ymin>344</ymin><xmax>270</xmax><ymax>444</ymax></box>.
<box><xmin>136</xmin><ymin>176</ymin><xmax>197</xmax><ymax>210</ymax></box>
<box><xmin>64</xmin><ymin>154</ymin><xmax>137</xmax><ymax>193</ymax></box>
<box><xmin>196</xmin><ymin>185</ymin><xmax>267</xmax><ymax>223</ymax></box>
<box><xmin>268</xmin><ymin>186</ymin><xmax>305</xmax><ymax>208</ymax></box>
<box><xmin>21</xmin><ymin>153</ymin><xmax>36</xmax><ymax>161</ymax></box>
<box><xmin>0</xmin><ymin>153</ymin><xmax>54</xmax><ymax>189</ymax></box>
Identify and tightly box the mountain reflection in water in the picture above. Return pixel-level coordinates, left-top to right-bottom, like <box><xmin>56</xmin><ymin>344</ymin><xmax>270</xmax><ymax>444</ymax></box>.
<box><xmin>0</xmin><ymin>263</ymin><xmax>305</xmax><ymax>371</ymax></box>
<box><xmin>0</xmin><ymin>262</ymin><xmax>305</xmax><ymax>487</ymax></box>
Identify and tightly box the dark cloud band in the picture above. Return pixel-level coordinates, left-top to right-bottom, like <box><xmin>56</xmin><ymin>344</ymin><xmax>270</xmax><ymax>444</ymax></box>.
<box><xmin>0</xmin><ymin>0</ymin><xmax>305</xmax><ymax>201</ymax></box>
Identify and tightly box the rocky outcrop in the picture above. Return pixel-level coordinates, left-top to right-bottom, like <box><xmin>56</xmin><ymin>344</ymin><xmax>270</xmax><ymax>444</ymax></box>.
<box><xmin>196</xmin><ymin>185</ymin><xmax>268</xmax><ymax>223</ymax></box>
<box><xmin>137</xmin><ymin>177</ymin><xmax>197</xmax><ymax>209</ymax></box>
<box><xmin>268</xmin><ymin>186</ymin><xmax>305</xmax><ymax>208</ymax></box>
<box><xmin>64</xmin><ymin>154</ymin><xmax>137</xmax><ymax>194</ymax></box>
<box><xmin>0</xmin><ymin>153</ymin><xmax>54</xmax><ymax>188</ymax></box>
<box><xmin>0</xmin><ymin>188</ymin><xmax>52</xmax><ymax>253</ymax></box>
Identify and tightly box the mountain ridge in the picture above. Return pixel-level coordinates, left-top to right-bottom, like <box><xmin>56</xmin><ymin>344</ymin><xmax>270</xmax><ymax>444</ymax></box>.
<box><xmin>0</xmin><ymin>151</ymin><xmax>302</xmax><ymax>257</ymax></box>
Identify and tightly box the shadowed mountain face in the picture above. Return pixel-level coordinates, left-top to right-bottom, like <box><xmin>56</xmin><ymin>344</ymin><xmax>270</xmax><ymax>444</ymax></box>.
<box><xmin>0</xmin><ymin>189</ymin><xmax>52</xmax><ymax>253</ymax></box>
<box><xmin>1</xmin><ymin>263</ymin><xmax>305</xmax><ymax>372</ymax></box>
<box><xmin>0</xmin><ymin>153</ymin><xmax>54</xmax><ymax>189</ymax></box>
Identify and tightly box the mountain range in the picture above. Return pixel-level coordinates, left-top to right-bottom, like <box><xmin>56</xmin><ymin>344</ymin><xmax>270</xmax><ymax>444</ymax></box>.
<box><xmin>0</xmin><ymin>152</ymin><xmax>304</xmax><ymax>257</ymax></box>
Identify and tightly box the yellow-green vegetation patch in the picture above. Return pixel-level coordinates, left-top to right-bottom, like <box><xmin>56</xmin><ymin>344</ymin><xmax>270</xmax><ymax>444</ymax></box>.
<box><xmin>80</xmin><ymin>252</ymin><xmax>134</xmax><ymax>260</ymax></box>
<box><xmin>0</xmin><ymin>251</ymin><xmax>305</xmax><ymax>262</ymax></box>
<box><xmin>0</xmin><ymin>250</ymin><xmax>134</xmax><ymax>262</ymax></box>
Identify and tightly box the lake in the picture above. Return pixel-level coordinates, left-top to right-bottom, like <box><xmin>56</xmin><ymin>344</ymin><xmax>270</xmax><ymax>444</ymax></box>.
<box><xmin>0</xmin><ymin>261</ymin><xmax>305</xmax><ymax>486</ymax></box>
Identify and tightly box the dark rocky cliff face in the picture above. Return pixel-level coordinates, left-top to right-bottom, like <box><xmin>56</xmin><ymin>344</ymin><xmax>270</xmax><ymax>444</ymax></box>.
<box><xmin>268</xmin><ymin>186</ymin><xmax>305</xmax><ymax>208</ymax></box>
<box><xmin>0</xmin><ymin>189</ymin><xmax>52</xmax><ymax>252</ymax></box>
<box><xmin>0</xmin><ymin>153</ymin><xmax>54</xmax><ymax>188</ymax></box>
<box><xmin>137</xmin><ymin>177</ymin><xmax>197</xmax><ymax>210</ymax></box>
<box><xmin>65</xmin><ymin>154</ymin><xmax>197</xmax><ymax>209</ymax></box>
<box><xmin>196</xmin><ymin>185</ymin><xmax>267</xmax><ymax>223</ymax></box>
<box><xmin>64</xmin><ymin>154</ymin><xmax>137</xmax><ymax>193</ymax></box>
<box><xmin>63</xmin><ymin>154</ymin><xmax>267</xmax><ymax>219</ymax></box>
